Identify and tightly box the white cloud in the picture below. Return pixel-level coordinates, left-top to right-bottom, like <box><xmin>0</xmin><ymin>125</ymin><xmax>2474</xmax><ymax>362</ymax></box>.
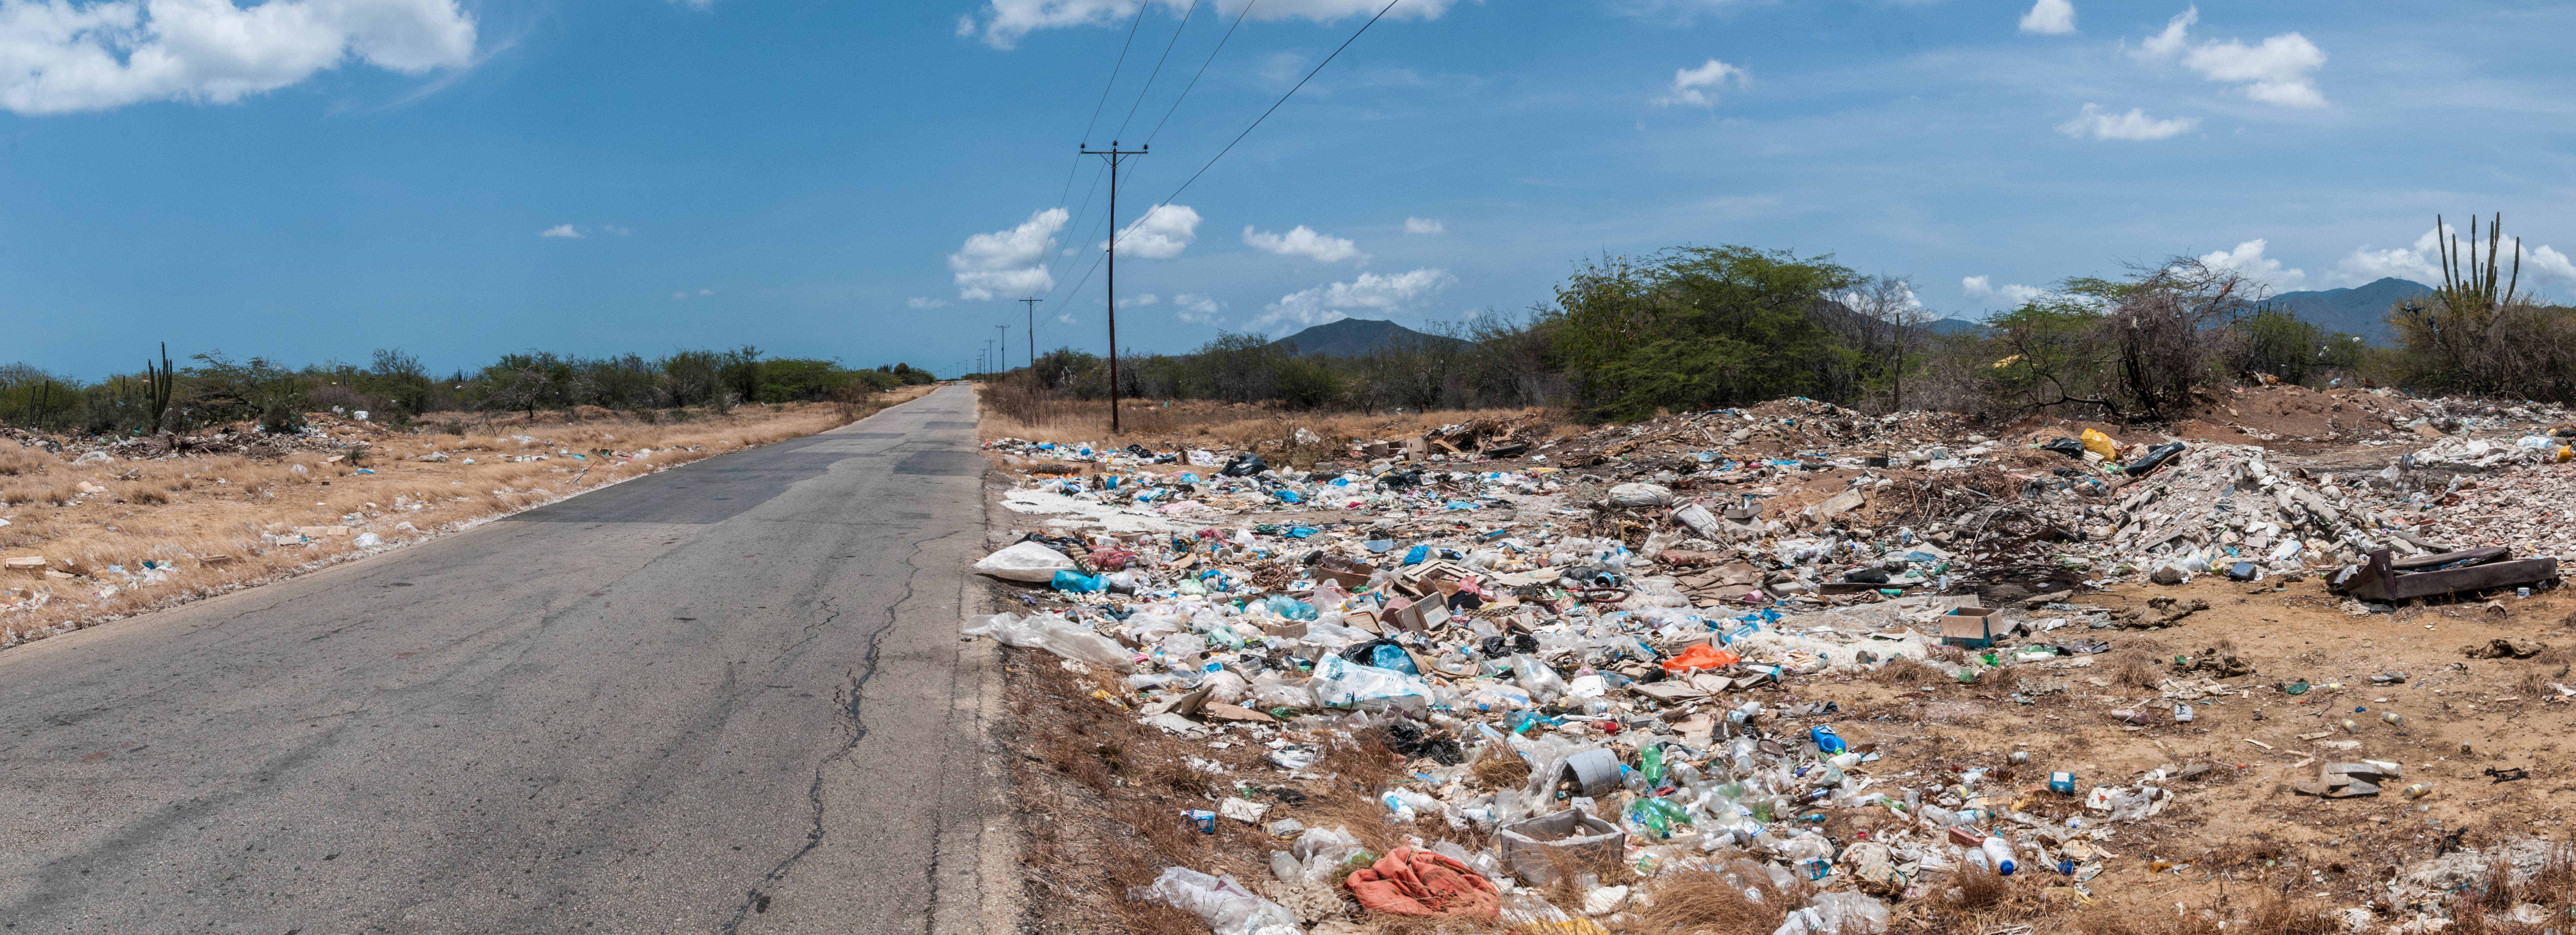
<box><xmin>1106</xmin><ymin>203</ymin><xmax>1199</xmax><ymax>260</ymax></box>
<box><xmin>671</xmin><ymin>0</ymin><xmax>713</xmax><ymax>9</ymax></box>
<box><xmin>2332</xmin><ymin>223</ymin><xmax>2576</xmax><ymax>290</ymax></box>
<box><xmin>2197</xmin><ymin>239</ymin><xmax>2305</xmax><ymax>290</ymax></box>
<box><xmin>963</xmin><ymin>0</ymin><xmax>1457</xmax><ymax>50</ymax></box>
<box><xmin>2132</xmin><ymin>6</ymin><xmax>2327</xmax><ymax>109</ymax></box>
<box><xmin>907</xmin><ymin>297</ymin><xmax>948</xmax><ymax>309</ymax></box>
<box><xmin>1116</xmin><ymin>293</ymin><xmax>1158</xmax><ymax>308</ymax></box>
<box><xmin>1962</xmin><ymin>275</ymin><xmax>2051</xmax><ymax>307</ymax></box>
<box><xmin>1174</xmin><ymin>293</ymin><xmax>1221</xmax><ymax>323</ymax></box>
<box><xmin>601</xmin><ymin>224</ymin><xmax>633</xmax><ymax>236</ymax></box>
<box><xmin>1403</xmin><ymin>217</ymin><xmax>1444</xmax><ymax>235</ymax></box>
<box><xmin>1255</xmin><ymin>267</ymin><xmax>1453</xmax><ymax>330</ymax></box>
<box><xmin>950</xmin><ymin>207</ymin><xmax>1069</xmax><ymax>300</ymax></box>
<box><xmin>1243</xmin><ymin>224</ymin><xmax>1366</xmax><ymax>264</ymax></box>
<box><xmin>699</xmin><ymin>288</ymin><xmax>713</xmax><ymax>295</ymax></box>
<box><xmin>0</xmin><ymin>0</ymin><xmax>477</xmax><ymax>114</ymax></box>
<box><xmin>2054</xmin><ymin>103</ymin><xmax>2197</xmax><ymax>141</ymax></box>
<box><xmin>2018</xmin><ymin>0</ymin><xmax>2074</xmax><ymax>35</ymax></box>
<box><xmin>539</xmin><ymin>224</ymin><xmax>581</xmax><ymax>239</ymax></box>
<box><xmin>1654</xmin><ymin>57</ymin><xmax>1744</xmax><ymax>108</ymax></box>
<box><xmin>671</xmin><ymin>287</ymin><xmax>712</xmax><ymax>299</ymax></box>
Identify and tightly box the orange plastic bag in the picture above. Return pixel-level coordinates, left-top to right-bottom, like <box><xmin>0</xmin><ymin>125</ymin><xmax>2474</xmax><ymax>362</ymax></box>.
<box><xmin>1661</xmin><ymin>644</ymin><xmax>1741</xmax><ymax>673</ymax></box>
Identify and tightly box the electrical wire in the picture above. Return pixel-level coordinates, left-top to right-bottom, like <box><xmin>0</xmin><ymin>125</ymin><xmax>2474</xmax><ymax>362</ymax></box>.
<box><xmin>1111</xmin><ymin>0</ymin><xmax>1205</xmax><ymax>142</ymax></box>
<box><xmin>1125</xmin><ymin>0</ymin><xmax>1404</xmax><ymax>243</ymax></box>
<box><xmin>1143</xmin><ymin>0</ymin><xmax>1256</xmax><ymax>146</ymax></box>
<box><xmin>1077</xmin><ymin>0</ymin><xmax>1154</xmax><ymax>147</ymax></box>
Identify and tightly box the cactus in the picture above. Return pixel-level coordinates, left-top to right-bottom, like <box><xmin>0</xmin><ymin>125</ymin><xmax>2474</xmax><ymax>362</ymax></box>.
<box><xmin>2433</xmin><ymin>212</ymin><xmax>2520</xmax><ymax>317</ymax></box>
<box><xmin>144</xmin><ymin>341</ymin><xmax>175</xmax><ymax>434</ymax></box>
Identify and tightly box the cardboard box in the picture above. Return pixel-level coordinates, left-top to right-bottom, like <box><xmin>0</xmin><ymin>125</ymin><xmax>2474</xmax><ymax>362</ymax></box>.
<box><xmin>1938</xmin><ymin>606</ymin><xmax>2005</xmax><ymax>648</ymax></box>
<box><xmin>1392</xmin><ymin>598</ymin><xmax>1453</xmax><ymax>633</ymax></box>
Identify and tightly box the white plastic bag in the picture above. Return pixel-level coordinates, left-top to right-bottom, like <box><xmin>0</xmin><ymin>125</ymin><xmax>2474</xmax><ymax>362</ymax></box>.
<box><xmin>971</xmin><ymin>541</ymin><xmax>1077</xmax><ymax>582</ymax></box>
<box><xmin>1608</xmin><ymin>482</ymin><xmax>1676</xmax><ymax>507</ymax></box>
<box><xmin>1126</xmin><ymin>866</ymin><xmax>1305</xmax><ymax>935</ymax></box>
<box><xmin>1249</xmin><ymin>675</ymin><xmax>1317</xmax><ymax>709</ymax></box>
<box><xmin>960</xmin><ymin>613</ymin><xmax>1135</xmax><ymax>671</ymax></box>
<box><xmin>1807</xmin><ymin>892</ymin><xmax>1891</xmax><ymax>934</ymax></box>
<box><xmin>1308</xmin><ymin>654</ymin><xmax>1434</xmax><ymax>710</ymax></box>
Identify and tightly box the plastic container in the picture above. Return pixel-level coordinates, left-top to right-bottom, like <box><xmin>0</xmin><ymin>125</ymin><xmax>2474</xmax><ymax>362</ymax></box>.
<box><xmin>1809</xmin><ymin>725</ymin><xmax>1847</xmax><ymax>755</ymax></box>
<box><xmin>1981</xmin><ymin>836</ymin><xmax>2018</xmax><ymax>875</ymax></box>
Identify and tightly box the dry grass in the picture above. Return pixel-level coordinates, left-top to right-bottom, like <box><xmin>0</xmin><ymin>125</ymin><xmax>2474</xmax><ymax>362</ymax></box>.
<box><xmin>1873</xmin><ymin>656</ymin><xmax>1946</xmax><ymax>687</ymax></box>
<box><xmin>974</xmin><ymin>382</ymin><xmax>1571</xmax><ymax>460</ymax></box>
<box><xmin>1631</xmin><ymin>862</ymin><xmax>1806</xmax><ymax>935</ymax></box>
<box><xmin>2110</xmin><ymin>651</ymin><xmax>2165</xmax><ymax>691</ymax></box>
<box><xmin>1</xmin><ymin>388</ymin><xmax>931</xmax><ymax>648</ymax></box>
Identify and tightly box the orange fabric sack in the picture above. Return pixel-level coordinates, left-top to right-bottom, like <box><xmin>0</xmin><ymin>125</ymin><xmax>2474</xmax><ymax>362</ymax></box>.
<box><xmin>1660</xmin><ymin>644</ymin><xmax>1741</xmax><ymax>673</ymax></box>
<box><xmin>1343</xmin><ymin>846</ymin><xmax>1500</xmax><ymax>920</ymax></box>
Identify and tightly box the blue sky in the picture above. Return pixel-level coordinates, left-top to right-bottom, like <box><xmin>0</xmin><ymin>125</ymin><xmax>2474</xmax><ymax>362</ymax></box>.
<box><xmin>4</xmin><ymin>0</ymin><xmax>2573</xmax><ymax>380</ymax></box>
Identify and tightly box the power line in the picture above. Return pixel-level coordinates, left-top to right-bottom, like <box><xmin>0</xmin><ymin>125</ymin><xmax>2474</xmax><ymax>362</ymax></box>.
<box><xmin>1144</xmin><ymin>0</ymin><xmax>1257</xmax><ymax>146</ymax></box>
<box><xmin>1150</xmin><ymin>0</ymin><xmax>1404</xmax><ymax>208</ymax></box>
<box><xmin>1111</xmin><ymin>0</ymin><xmax>1205</xmax><ymax>142</ymax></box>
<box><xmin>1054</xmin><ymin>0</ymin><xmax>1157</xmax><ymax>216</ymax></box>
<box><xmin>1077</xmin><ymin>1</ymin><xmax>1154</xmax><ymax>147</ymax></box>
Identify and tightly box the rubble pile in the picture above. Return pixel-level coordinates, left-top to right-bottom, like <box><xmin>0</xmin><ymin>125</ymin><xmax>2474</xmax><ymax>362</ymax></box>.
<box><xmin>971</xmin><ymin>390</ymin><xmax>2576</xmax><ymax>933</ymax></box>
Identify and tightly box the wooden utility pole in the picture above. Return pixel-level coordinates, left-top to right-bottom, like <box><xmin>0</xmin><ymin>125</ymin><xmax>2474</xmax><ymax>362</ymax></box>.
<box><xmin>1079</xmin><ymin>141</ymin><xmax>1145</xmax><ymax>433</ymax></box>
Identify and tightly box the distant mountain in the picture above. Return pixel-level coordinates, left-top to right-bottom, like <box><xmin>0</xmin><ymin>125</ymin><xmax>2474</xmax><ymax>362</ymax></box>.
<box><xmin>1924</xmin><ymin>317</ymin><xmax>1988</xmax><ymax>335</ymax></box>
<box><xmin>2266</xmin><ymin>278</ymin><xmax>2433</xmax><ymax>344</ymax></box>
<box><xmin>1268</xmin><ymin>318</ymin><xmax>1469</xmax><ymax>357</ymax></box>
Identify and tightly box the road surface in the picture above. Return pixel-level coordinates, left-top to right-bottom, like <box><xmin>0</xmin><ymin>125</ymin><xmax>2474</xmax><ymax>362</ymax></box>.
<box><xmin>0</xmin><ymin>384</ymin><xmax>1013</xmax><ymax>934</ymax></box>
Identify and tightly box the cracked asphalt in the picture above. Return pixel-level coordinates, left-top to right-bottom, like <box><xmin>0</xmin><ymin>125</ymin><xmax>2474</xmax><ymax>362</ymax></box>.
<box><xmin>0</xmin><ymin>384</ymin><xmax>1013</xmax><ymax>934</ymax></box>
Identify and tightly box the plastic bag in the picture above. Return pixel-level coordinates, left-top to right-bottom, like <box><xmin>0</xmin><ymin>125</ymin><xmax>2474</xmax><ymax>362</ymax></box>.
<box><xmin>1126</xmin><ymin>866</ymin><xmax>1304</xmax><ymax>935</ymax></box>
<box><xmin>2079</xmin><ymin>429</ymin><xmax>2118</xmax><ymax>460</ymax></box>
<box><xmin>1661</xmin><ymin>644</ymin><xmax>1741</xmax><ymax>673</ymax></box>
<box><xmin>961</xmin><ymin>613</ymin><xmax>1135</xmax><ymax>671</ymax></box>
<box><xmin>1807</xmin><ymin>891</ymin><xmax>1891</xmax><ymax>934</ymax></box>
<box><xmin>972</xmin><ymin>541</ymin><xmax>1078</xmax><ymax>582</ymax></box>
<box><xmin>1249</xmin><ymin>675</ymin><xmax>1316</xmax><ymax>709</ymax></box>
<box><xmin>1220</xmin><ymin>453</ymin><xmax>1269</xmax><ymax>477</ymax></box>
<box><xmin>2039</xmin><ymin>437</ymin><xmax>2085</xmax><ymax>458</ymax></box>
<box><xmin>1310</xmin><ymin>654</ymin><xmax>1434</xmax><ymax>709</ymax></box>
<box><xmin>1510</xmin><ymin>654</ymin><xmax>1568</xmax><ymax>702</ymax></box>
<box><xmin>1608</xmin><ymin>482</ymin><xmax>1676</xmax><ymax>507</ymax></box>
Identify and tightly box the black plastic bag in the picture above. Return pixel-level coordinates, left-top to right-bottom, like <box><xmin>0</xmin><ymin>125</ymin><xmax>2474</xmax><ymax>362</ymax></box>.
<box><xmin>2124</xmin><ymin>441</ymin><xmax>2187</xmax><ymax>476</ymax></box>
<box><xmin>1220</xmin><ymin>452</ymin><xmax>1268</xmax><ymax>477</ymax></box>
<box><xmin>2039</xmin><ymin>437</ymin><xmax>2086</xmax><ymax>458</ymax></box>
<box><xmin>1842</xmin><ymin>568</ymin><xmax>1891</xmax><ymax>584</ymax></box>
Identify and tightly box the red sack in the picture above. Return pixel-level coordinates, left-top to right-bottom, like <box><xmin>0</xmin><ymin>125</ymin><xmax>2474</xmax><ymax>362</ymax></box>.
<box><xmin>1661</xmin><ymin>644</ymin><xmax>1741</xmax><ymax>673</ymax></box>
<box><xmin>1343</xmin><ymin>846</ymin><xmax>1500</xmax><ymax>920</ymax></box>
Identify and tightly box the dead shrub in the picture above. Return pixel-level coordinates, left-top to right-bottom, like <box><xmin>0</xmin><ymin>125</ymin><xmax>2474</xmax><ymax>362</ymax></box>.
<box><xmin>2112</xmin><ymin>652</ymin><xmax>2163</xmax><ymax>690</ymax></box>
<box><xmin>1947</xmin><ymin>863</ymin><xmax>2015</xmax><ymax>912</ymax></box>
<box><xmin>1872</xmin><ymin>656</ymin><xmax>1944</xmax><ymax>687</ymax></box>
<box><xmin>121</xmin><ymin>485</ymin><xmax>170</xmax><ymax>505</ymax></box>
<box><xmin>2246</xmin><ymin>889</ymin><xmax>2341</xmax><ymax>935</ymax></box>
<box><xmin>1632</xmin><ymin>865</ymin><xmax>1800</xmax><ymax>935</ymax></box>
<box><xmin>2522</xmin><ymin>839</ymin><xmax>2576</xmax><ymax>908</ymax></box>
<box><xmin>1470</xmin><ymin>751</ymin><xmax>1531</xmax><ymax>790</ymax></box>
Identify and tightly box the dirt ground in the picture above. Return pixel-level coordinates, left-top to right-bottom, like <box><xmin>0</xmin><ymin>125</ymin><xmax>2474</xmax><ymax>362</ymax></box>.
<box><xmin>0</xmin><ymin>386</ymin><xmax>932</xmax><ymax>648</ymax></box>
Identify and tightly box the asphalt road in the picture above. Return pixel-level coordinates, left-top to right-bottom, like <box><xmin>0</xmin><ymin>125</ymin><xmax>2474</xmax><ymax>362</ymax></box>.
<box><xmin>0</xmin><ymin>384</ymin><xmax>1013</xmax><ymax>934</ymax></box>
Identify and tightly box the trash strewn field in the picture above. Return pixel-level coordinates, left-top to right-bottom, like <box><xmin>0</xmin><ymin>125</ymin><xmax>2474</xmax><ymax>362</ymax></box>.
<box><xmin>969</xmin><ymin>386</ymin><xmax>2576</xmax><ymax>935</ymax></box>
<box><xmin>0</xmin><ymin>389</ymin><xmax>931</xmax><ymax>648</ymax></box>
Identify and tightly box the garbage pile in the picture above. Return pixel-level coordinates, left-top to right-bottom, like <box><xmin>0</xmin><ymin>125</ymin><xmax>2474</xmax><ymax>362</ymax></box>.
<box><xmin>971</xmin><ymin>392</ymin><xmax>2576</xmax><ymax>932</ymax></box>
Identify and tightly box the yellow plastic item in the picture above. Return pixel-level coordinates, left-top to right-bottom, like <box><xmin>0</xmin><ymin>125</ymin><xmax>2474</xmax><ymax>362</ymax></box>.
<box><xmin>2080</xmin><ymin>429</ymin><xmax>2118</xmax><ymax>460</ymax></box>
<box><xmin>2556</xmin><ymin>445</ymin><xmax>2573</xmax><ymax>463</ymax></box>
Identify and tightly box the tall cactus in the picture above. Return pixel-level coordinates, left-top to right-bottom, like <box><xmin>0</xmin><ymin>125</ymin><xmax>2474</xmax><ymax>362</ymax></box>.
<box><xmin>145</xmin><ymin>341</ymin><xmax>175</xmax><ymax>434</ymax></box>
<box><xmin>2434</xmin><ymin>212</ymin><xmax>2520</xmax><ymax>317</ymax></box>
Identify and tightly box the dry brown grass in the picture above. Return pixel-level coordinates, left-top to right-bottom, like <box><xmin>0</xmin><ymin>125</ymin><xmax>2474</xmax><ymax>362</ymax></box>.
<box><xmin>2110</xmin><ymin>651</ymin><xmax>2165</xmax><ymax>690</ymax></box>
<box><xmin>1631</xmin><ymin>862</ymin><xmax>1806</xmax><ymax>935</ymax></box>
<box><xmin>1</xmin><ymin>388</ymin><xmax>931</xmax><ymax>648</ymax></box>
<box><xmin>1873</xmin><ymin>656</ymin><xmax>1946</xmax><ymax>687</ymax></box>
<box><xmin>974</xmin><ymin>381</ymin><xmax>1570</xmax><ymax>458</ymax></box>
<box><xmin>1470</xmin><ymin>750</ymin><xmax>1533</xmax><ymax>790</ymax></box>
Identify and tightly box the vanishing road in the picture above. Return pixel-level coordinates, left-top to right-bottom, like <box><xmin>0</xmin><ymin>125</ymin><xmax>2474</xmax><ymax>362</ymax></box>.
<box><xmin>0</xmin><ymin>384</ymin><xmax>1013</xmax><ymax>933</ymax></box>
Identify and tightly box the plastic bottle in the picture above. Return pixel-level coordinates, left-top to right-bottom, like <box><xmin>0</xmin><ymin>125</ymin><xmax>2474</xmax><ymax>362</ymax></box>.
<box><xmin>1642</xmin><ymin>744</ymin><xmax>1667</xmax><ymax>785</ymax></box>
<box><xmin>1981</xmin><ymin>837</ymin><xmax>2018</xmax><ymax>875</ymax></box>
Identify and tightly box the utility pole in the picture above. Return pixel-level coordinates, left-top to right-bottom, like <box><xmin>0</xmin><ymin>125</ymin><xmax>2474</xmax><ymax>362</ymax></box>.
<box><xmin>1079</xmin><ymin>140</ymin><xmax>1145</xmax><ymax>433</ymax></box>
<box><xmin>996</xmin><ymin>324</ymin><xmax>1012</xmax><ymax>375</ymax></box>
<box><xmin>1019</xmin><ymin>297</ymin><xmax>1041</xmax><ymax>379</ymax></box>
